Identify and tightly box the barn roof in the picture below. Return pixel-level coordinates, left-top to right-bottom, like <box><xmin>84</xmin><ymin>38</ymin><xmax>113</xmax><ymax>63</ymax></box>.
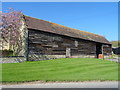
<box><xmin>24</xmin><ymin>16</ymin><xmax>111</xmax><ymax>45</ymax></box>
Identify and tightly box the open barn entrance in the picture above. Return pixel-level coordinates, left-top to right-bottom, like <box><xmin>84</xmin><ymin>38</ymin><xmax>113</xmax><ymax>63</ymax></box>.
<box><xmin>96</xmin><ymin>44</ymin><xmax>102</xmax><ymax>58</ymax></box>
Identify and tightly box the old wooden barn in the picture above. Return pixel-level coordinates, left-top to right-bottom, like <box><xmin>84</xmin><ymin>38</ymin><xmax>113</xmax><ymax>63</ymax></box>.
<box><xmin>23</xmin><ymin>16</ymin><xmax>112</xmax><ymax>61</ymax></box>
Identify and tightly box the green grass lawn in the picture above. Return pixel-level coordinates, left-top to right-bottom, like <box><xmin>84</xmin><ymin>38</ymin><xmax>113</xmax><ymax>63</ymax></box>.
<box><xmin>2</xmin><ymin>58</ymin><xmax>118</xmax><ymax>83</ymax></box>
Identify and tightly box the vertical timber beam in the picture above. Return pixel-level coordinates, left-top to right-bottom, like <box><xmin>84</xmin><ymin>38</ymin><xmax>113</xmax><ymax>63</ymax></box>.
<box><xmin>102</xmin><ymin>45</ymin><xmax>104</xmax><ymax>60</ymax></box>
<box><xmin>66</xmin><ymin>48</ymin><xmax>71</xmax><ymax>58</ymax></box>
<box><xmin>26</xmin><ymin>29</ymin><xmax>29</xmax><ymax>61</ymax></box>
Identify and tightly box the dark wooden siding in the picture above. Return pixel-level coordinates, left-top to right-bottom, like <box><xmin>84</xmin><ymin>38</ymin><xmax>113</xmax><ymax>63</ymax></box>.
<box><xmin>71</xmin><ymin>41</ymin><xmax>96</xmax><ymax>56</ymax></box>
<box><xmin>28</xmin><ymin>29</ymin><xmax>97</xmax><ymax>56</ymax></box>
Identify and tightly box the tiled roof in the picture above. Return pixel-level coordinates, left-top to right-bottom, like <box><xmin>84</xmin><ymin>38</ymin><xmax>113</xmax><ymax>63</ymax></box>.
<box><xmin>24</xmin><ymin>16</ymin><xmax>111</xmax><ymax>44</ymax></box>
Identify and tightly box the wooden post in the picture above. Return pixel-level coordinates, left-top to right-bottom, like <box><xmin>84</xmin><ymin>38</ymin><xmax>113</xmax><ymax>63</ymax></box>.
<box><xmin>102</xmin><ymin>45</ymin><xmax>104</xmax><ymax>60</ymax></box>
<box><xmin>66</xmin><ymin>48</ymin><xmax>71</xmax><ymax>58</ymax></box>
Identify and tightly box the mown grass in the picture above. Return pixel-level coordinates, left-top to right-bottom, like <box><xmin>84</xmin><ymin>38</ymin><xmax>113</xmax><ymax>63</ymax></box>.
<box><xmin>2</xmin><ymin>58</ymin><xmax>118</xmax><ymax>83</ymax></box>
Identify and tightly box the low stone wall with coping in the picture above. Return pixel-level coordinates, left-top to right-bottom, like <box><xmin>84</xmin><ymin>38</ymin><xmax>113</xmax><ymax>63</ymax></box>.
<box><xmin>0</xmin><ymin>56</ymin><xmax>26</xmax><ymax>63</ymax></box>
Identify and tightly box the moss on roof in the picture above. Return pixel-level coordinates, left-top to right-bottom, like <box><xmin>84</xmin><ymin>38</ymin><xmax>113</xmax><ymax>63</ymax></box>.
<box><xmin>24</xmin><ymin>15</ymin><xmax>110</xmax><ymax>44</ymax></box>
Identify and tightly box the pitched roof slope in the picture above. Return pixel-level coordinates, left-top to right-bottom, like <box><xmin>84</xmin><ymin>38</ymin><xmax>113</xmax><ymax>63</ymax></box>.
<box><xmin>24</xmin><ymin>16</ymin><xmax>111</xmax><ymax>44</ymax></box>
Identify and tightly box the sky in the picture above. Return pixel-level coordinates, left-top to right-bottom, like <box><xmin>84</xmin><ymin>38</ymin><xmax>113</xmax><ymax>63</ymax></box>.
<box><xmin>2</xmin><ymin>2</ymin><xmax>118</xmax><ymax>41</ymax></box>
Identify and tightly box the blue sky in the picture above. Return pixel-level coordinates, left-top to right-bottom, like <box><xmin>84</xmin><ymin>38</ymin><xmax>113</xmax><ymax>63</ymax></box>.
<box><xmin>2</xmin><ymin>2</ymin><xmax>118</xmax><ymax>41</ymax></box>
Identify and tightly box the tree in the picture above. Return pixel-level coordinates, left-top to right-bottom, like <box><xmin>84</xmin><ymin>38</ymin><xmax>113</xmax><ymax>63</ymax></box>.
<box><xmin>0</xmin><ymin>8</ymin><xmax>26</xmax><ymax>56</ymax></box>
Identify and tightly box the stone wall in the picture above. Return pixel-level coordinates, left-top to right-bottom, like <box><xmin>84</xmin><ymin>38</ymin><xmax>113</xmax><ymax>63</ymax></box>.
<box><xmin>13</xmin><ymin>21</ymin><xmax>28</xmax><ymax>56</ymax></box>
<box><xmin>1</xmin><ymin>20</ymin><xmax>28</xmax><ymax>57</ymax></box>
<box><xmin>1</xmin><ymin>56</ymin><xmax>26</xmax><ymax>63</ymax></box>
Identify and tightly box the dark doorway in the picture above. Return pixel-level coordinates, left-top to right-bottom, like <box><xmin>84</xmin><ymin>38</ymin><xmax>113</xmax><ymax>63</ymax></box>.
<box><xmin>96</xmin><ymin>44</ymin><xmax>102</xmax><ymax>58</ymax></box>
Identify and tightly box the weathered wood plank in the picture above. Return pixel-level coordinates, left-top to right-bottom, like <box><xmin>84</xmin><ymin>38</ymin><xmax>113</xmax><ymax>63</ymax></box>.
<box><xmin>28</xmin><ymin>29</ymin><xmax>111</xmax><ymax>60</ymax></box>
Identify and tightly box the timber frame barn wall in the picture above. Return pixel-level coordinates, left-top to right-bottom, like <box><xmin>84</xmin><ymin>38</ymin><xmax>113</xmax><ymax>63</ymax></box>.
<box><xmin>24</xmin><ymin>16</ymin><xmax>112</xmax><ymax>61</ymax></box>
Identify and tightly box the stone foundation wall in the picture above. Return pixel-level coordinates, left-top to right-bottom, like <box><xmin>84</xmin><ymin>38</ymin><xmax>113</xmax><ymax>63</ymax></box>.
<box><xmin>28</xmin><ymin>54</ymin><xmax>66</xmax><ymax>61</ymax></box>
<box><xmin>1</xmin><ymin>55</ymin><xmax>112</xmax><ymax>63</ymax></box>
<box><xmin>28</xmin><ymin>54</ymin><xmax>112</xmax><ymax>61</ymax></box>
<box><xmin>28</xmin><ymin>54</ymin><xmax>97</xmax><ymax>61</ymax></box>
<box><xmin>70</xmin><ymin>55</ymin><xmax>96</xmax><ymax>58</ymax></box>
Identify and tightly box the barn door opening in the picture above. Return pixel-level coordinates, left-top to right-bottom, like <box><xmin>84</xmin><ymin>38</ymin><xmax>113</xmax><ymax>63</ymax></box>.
<box><xmin>66</xmin><ymin>48</ymin><xmax>71</xmax><ymax>58</ymax></box>
<box><xmin>96</xmin><ymin>44</ymin><xmax>102</xmax><ymax>58</ymax></box>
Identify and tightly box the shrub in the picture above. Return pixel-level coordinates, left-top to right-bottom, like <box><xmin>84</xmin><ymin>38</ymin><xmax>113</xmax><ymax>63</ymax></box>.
<box><xmin>1</xmin><ymin>49</ymin><xmax>14</xmax><ymax>56</ymax></box>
